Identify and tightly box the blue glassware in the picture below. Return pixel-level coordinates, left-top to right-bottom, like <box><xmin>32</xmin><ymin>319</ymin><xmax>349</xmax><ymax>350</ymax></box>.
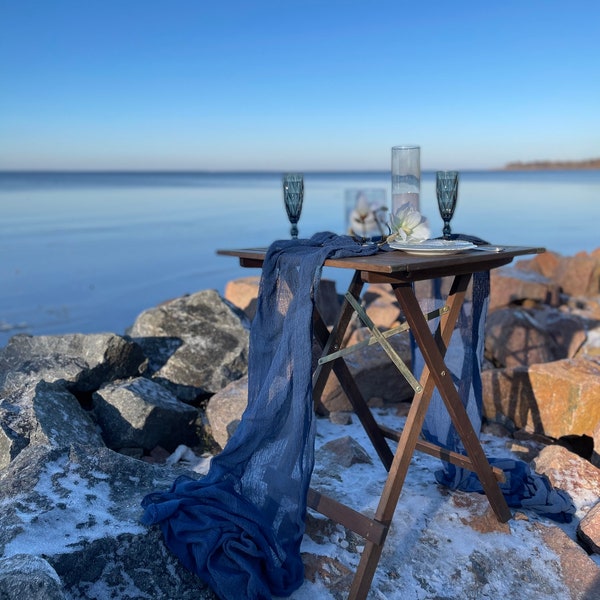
<box><xmin>436</xmin><ymin>171</ymin><xmax>459</xmax><ymax>240</ymax></box>
<box><xmin>283</xmin><ymin>173</ymin><xmax>304</xmax><ymax>239</ymax></box>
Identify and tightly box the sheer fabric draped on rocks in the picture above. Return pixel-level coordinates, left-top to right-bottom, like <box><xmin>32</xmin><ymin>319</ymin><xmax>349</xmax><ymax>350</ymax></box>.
<box><xmin>141</xmin><ymin>233</ymin><xmax>378</xmax><ymax>600</ymax></box>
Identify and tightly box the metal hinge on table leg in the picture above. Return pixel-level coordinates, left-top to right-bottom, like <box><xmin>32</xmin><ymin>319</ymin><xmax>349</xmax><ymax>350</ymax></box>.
<box><xmin>343</xmin><ymin>292</ymin><xmax>426</xmax><ymax>394</ymax></box>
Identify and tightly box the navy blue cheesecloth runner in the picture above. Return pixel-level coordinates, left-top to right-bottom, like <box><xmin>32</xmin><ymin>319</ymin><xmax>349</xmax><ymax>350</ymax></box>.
<box><xmin>413</xmin><ymin>235</ymin><xmax>575</xmax><ymax>523</ymax></box>
<box><xmin>141</xmin><ymin>232</ymin><xmax>379</xmax><ymax>600</ymax></box>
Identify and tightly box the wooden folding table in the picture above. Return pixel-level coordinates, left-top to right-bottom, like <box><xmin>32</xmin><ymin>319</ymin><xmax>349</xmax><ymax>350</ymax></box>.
<box><xmin>218</xmin><ymin>244</ymin><xmax>543</xmax><ymax>599</ymax></box>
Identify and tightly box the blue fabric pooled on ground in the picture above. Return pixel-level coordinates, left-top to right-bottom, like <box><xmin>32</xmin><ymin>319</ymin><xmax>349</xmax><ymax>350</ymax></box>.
<box><xmin>414</xmin><ymin>269</ymin><xmax>575</xmax><ymax>523</ymax></box>
<box><xmin>141</xmin><ymin>232</ymin><xmax>378</xmax><ymax>600</ymax></box>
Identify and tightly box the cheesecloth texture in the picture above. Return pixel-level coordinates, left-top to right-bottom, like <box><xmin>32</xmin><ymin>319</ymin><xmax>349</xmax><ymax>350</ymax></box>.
<box><xmin>141</xmin><ymin>233</ymin><xmax>378</xmax><ymax>599</ymax></box>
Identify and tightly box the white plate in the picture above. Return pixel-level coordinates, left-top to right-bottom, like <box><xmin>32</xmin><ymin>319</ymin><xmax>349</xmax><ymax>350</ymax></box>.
<box><xmin>388</xmin><ymin>239</ymin><xmax>477</xmax><ymax>255</ymax></box>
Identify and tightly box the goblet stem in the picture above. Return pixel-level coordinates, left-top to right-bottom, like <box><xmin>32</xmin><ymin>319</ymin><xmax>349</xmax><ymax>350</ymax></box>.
<box><xmin>290</xmin><ymin>223</ymin><xmax>298</xmax><ymax>239</ymax></box>
<box><xmin>442</xmin><ymin>221</ymin><xmax>452</xmax><ymax>239</ymax></box>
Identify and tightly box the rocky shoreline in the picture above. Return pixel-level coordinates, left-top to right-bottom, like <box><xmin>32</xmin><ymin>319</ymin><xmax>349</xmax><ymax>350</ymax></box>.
<box><xmin>1</xmin><ymin>248</ymin><xmax>599</xmax><ymax>599</ymax></box>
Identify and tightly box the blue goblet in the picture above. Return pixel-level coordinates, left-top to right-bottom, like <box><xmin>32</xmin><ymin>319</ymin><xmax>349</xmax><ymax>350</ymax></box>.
<box><xmin>283</xmin><ymin>173</ymin><xmax>304</xmax><ymax>239</ymax></box>
<box><xmin>436</xmin><ymin>171</ymin><xmax>459</xmax><ymax>240</ymax></box>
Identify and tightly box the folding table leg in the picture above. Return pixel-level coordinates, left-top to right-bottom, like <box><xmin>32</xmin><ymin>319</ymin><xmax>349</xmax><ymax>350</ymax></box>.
<box><xmin>312</xmin><ymin>281</ymin><xmax>394</xmax><ymax>470</ymax></box>
<box><xmin>347</xmin><ymin>278</ymin><xmax>467</xmax><ymax>599</ymax></box>
<box><xmin>396</xmin><ymin>280</ymin><xmax>511</xmax><ymax>522</ymax></box>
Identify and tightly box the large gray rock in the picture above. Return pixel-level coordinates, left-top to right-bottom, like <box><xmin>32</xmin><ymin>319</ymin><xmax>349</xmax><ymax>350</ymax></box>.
<box><xmin>93</xmin><ymin>377</ymin><xmax>200</xmax><ymax>452</ymax></box>
<box><xmin>0</xmin><ymin>380</ymin><xmax>104</xmax><ymax>469</ymax></box>
<box><xmin>0</xmin><ymin>333</ymin><xmax>146</xmax><ymax>395</ymax></box>
<box><xmin>129</xmin><ymin>290</ymin><xmax>250</xmax><ymax>400</ymax></box>
<box><xmin>0</xmin><ymin>554</ymin><xmax>66</xmax><ymax>600</ymax></box>
<box><xmin>0</xmin><ymin>443</ymin><xmax>216</xmax><ymax>599</ymax></box>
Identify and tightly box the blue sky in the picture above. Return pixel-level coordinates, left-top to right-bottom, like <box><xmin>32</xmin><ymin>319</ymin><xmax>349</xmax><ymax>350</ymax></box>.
<box><xmin>1</xmin><ymin>0</ymin><xmax>598</xmax><ymax>171</ymax></box>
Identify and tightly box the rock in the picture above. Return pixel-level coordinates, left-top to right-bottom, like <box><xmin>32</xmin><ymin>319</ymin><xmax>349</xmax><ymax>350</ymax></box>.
<box><xmin>528</xmin><ymin>357</ymin><xmax>600</xmax><ymax>438</ymax></box>
<box><xmin>0</xmin><ymin>380</ymin><xmax>105</xmax><ymax>469</ymax></box>
<box><xmin>319</xmin><ymin>327</ymin><xmax>413</xmax><ymax>411</ymax></box>
<box><xmin>532</xmin><ymin>444</ymin><xmax>600</xmax><ymax>507</ymax></box>
<box><xmin>224</xmin><ymin>276</ymin><xmax>341</xmax><ymax>326</ymax></box>
<box><xmin>452</xmin><ymin>492</ymin><xmax>511</xmax><ymax>535</ymax></box>
<box><xmin>93</xmin><ymin>377</ymin><xmax>200</xmax><ymax>452</ymax></box>
<box><xmin>0</xmin><ymin>443</ymin><xmax>215</xmax><ymax>600</ymax></box>
<box><xmin>533</xmin><ymin>521</ymin><xmax>600</xmax><ymax>599</ymax></box>
<box><xmin>0</xmin><ymin>333</ymin><xmax>146</xmax><ymax>395</ymax></box>
<box><xmin>129</xmin><ymin>289</ymin><xmax>250</xmax><ymax>400</ymax></box>
<box><xmin>593</xmin><ymin>421</ymin><xmax>600</xmax><ymax>468</ymax></box>
<box><xmin>329</xmin><ymin>411</ymin><xmax>353</xmax><ymax>425</ymax></box>
<box><xmin>204</xmin><ymin>375</ymin><xmax>249</xmax><ymax>449</ymax></box>
<box><xmin>361</xmin><ymin>284</ymin><xmax>401</xmax><ymax>328</ymax></box>
<box><xmin>518</xmin><ymin>250</ymin><xmax>600</xmax><ymax>297</ymax></box>
<box><xmin>482</xmin><ymin>357</ymin><xmax>600</xmax><ymax>439</ymax></box>
<box><xmin>577</xmin><ymin>501</ymin><xmax>600</xmax><ymax>554</ymax></box>
<box><xmin>318</xmin><ymin>436</ymin><xmax>373</xmax><ymax>468</ymax></box>
<box><xmin>485</xmin><ymin>308</ymin><xmax>562</xmax><ymax>367</ymax></box>
<box><xmin>489</xmin><ymin>266</ymin><xmax>561</xmax><ymax>310</ymax></box>
<box><xmin>533</xmin><ymin>305</ymin><xmax>587</xmax><ymax>358</ymax></box>
<box><xmin>224</xmin><ymin>275</ymin><xmax>261</xmax><ymax>319</ymax></box>
<box><xmin>0</xmin><ymin>554</ymin><xmax>66</xmax><ymax>600</ymax></box>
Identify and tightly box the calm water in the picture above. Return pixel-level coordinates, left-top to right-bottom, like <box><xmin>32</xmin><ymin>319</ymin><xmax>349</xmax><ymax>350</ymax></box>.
<box><xmin>1</xmin><ymin>170</ymin><xmax>599</xmax><ymax>347</ymax></box>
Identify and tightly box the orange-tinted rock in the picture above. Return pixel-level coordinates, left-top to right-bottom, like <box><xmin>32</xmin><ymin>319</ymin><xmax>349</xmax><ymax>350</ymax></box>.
<box><xmin>528</xmin><ymin>357</ymin><xmax>600</xmax><ymax>438</ymax></box>
<box><xmin>224</xmin><ymin>276</ymin><xmax>341</xmax><ymax>325</ymax></box>
<box><xmin>224</xmin><ymin>275</ymin><xmax>260</xmax><ymax>319</ymax></box>
<box><xmin>533</xmin><ymin>521</ymin><xmax>600</xmax><ymax>599</ymax></box>
<box><xmin>577</xmin><ymin>501</ymin><xmax>600</xmax><ymax>554</ymax></box>
<box><xmin>481</xmin><ymin>366</ymin><xmax>535</xmax><ymax>429</ymax></box>
<box><xmin>533</xmin><ymin>444</ymin><xmax>600</xmax><ymax>506</ymax></box>
<box><xmin>319</xmin><ymin>329</ymin><xmax>413</xmax><ymax>411</ymax></box>
<box><xmin>482</xmin><ymin>357</ymin><xmax>600</xmax><ymax>439</ymax></box>
<box><xmin>518</xmin><ymin>250</ymin><xmax>600</xmax><ymax>296</ymax></box>
<box><xmin>362</xmin><ymin>283</ymin><xmax>401</xmax><ymax>328</ymax></box>
<box><xmin>490</xmin><ymin>266</ymin><xmax>561</xmax><ymax>310</ymax></box>
<box><xmin>485</xmin><ymin>308</ymin><xmax>559</xmax><ymax>367</ymax></box>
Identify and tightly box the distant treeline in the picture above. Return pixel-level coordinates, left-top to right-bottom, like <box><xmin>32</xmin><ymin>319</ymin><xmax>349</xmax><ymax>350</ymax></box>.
<box><xmin>504</xmin><ymin>158</ymin><xmax>600</xmax><ymax>170</ymax></box>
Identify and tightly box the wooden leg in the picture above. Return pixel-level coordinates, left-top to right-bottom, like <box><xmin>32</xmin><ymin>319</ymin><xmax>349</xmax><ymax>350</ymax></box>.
<box><xmin>348</xmin><ymin>279</ymin><xmax>467</xmax><ymax>599</ymax></box>
<box><xmin>312</xmin><ymin>281</ymin><xmax>394</xmax><ymax>470</ymax></box>
<box><xmin>312</xmin><ymin>271</ymin><xmax>364</xmax><ymax>400</ymax></box>
<box><xmin>395</xmin><ymin>278</ymin><xmax>511</xmax><ymax>523</ymax></box>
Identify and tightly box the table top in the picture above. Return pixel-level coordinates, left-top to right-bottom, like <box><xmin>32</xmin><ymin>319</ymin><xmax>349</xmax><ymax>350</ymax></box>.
<box><xmin>217</xmin><ymin>244</ymin><xmax>544</xmax><ymax>283</ymax></box>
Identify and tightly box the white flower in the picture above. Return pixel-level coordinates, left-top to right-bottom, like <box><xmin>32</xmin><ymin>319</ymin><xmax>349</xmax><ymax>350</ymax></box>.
<box><xmin>389</xmin><ymin>203</ymin><xmax>431</xmax><ymax>242</ymax></box>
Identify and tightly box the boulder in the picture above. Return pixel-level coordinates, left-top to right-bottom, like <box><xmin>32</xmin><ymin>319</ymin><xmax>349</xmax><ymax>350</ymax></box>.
<box><xmin>517</xmin><ymin>249</ymin><xmax>600</xmax><ymax>297</ymax></box>
<box><xmin>0</xmin><ymin>555</ymin><xmax>66</xmax><ymax>600</ymax></box>
<box><xmin>361</xmin><ymin>284</ymin><xmax>401</xmax><ymax>328</ymax></box>
<box><xmin>577</xmin><ymin>501</ymin><xmax>600</xmax><ymax>554</ymax></box>
<box><xmin>528</xmin><ymin>357</ymin><xmax>600</xmax><ymax>438</ymax></box>
<box><xmin>0</xmin><ymin>333</ymin><xmax>146</xmax><ymax>395</ymax></box>
<box><xmin>0</xmin><ymin>380</ymin><xmax>105</xmax><ymax>469</ymax></box>
<box><xmin>224</xmin><ymin>275</ymin><xmax>261</xmax><ymax>319</ymax></box>
<box><xmin>129</xmin><ymin>289</ymin><xmax>250</xmax><ymax>400</ymax></box>
<box><xmin>319</xmin><ymin>327</ymin><xmax>413</xmax><ymax>411</ymax></box>
<box><xmin>225</xmin><ymin>276</ymin><xmax>342</xmax><ymax>326</ymax></box>
<box><xmin>485</xmin><ymin>308</ymin><xmax>562</xmax><ymax>367</ymax></box>
<box><xmin>532</xmin><ymin>444</ymin><xmax>600</xmax><ymax>507</ymax></box>
<box><xmin>482</xmin><ymin>357</ymin><xmax>600</xmax><ymax>438</ymax></box>
<box><xmin>93</xmin><ymin>377</ymin><xmax>200</xmax><ymax>452</ymax></box>
<box><xmin>0</xmin><ymin>443</ymin><xmax>216</xmax><ymax>600</ymax></box>
<box><xmin>533</xmin><ymin>522</ymin><xmax>600</xmax><ymax>599</ymax></box>
<box><xmin>489</xmin><ymin>266</ymin><xmax>561</xmax><ymax>310</ymax></box>
<box><xmin>318</xmin><ymin>435</ymin><xmax>373</xmax><ymax>469</ymax></box>
<box><xmin>204</xmin><ymin>375</ymin><xmax>249</xmax><ymax>449</ymax></box>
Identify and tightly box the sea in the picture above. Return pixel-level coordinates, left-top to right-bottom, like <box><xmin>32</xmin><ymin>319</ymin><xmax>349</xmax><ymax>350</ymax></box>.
<box><xmin>1</xmin><ymin>169</ymin><xmax>599</xmax><ymax>348</ymax></box>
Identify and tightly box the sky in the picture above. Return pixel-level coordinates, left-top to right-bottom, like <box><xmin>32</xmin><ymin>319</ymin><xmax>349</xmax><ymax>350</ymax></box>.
<box><xmin>0</xmin><ymin>0</ymin><xmax>599</xmax><ymax>171</ymax></box>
